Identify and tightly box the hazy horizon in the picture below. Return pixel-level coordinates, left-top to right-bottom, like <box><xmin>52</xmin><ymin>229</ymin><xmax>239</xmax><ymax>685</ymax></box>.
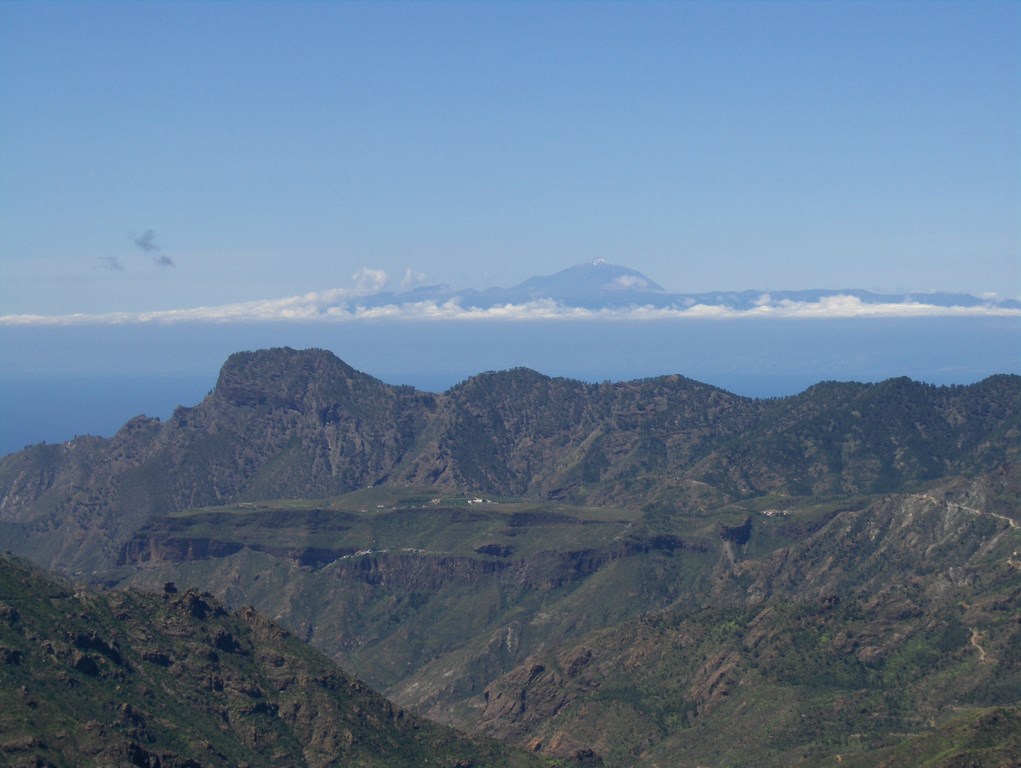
<box><xmin>2</xmin><ymin>257</ymin><xmax>1019</xmax><ymax>327</ymax></box>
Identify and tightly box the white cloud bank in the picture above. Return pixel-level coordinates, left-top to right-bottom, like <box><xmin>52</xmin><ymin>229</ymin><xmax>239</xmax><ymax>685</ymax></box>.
<box><xmin>2</xmin><ymin>292</ymin><xmax>1019</xmax><ymax>326</ymax></box>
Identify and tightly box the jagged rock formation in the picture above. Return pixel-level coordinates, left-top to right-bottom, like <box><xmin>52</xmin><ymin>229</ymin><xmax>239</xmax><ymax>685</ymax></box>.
<box><xmin>1</xmin><ymin>347</ymin><xmax>1017</xmax><ymax>574</ymax></box>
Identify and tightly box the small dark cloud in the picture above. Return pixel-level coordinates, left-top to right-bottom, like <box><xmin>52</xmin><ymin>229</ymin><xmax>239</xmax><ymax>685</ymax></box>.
<box><xmin>133</xmin><ymin>228</ymin><xmax>174</xmax><ymax>267</ymax></box>
<box><xmin>134</xmin><ymin>229</ymin><xmax>158</xmax><ymax>253</ymax></box>
<box><xmin>99</xmin><ymin>255</ymin><xmax>124</xmax><ymax>271</ymax></box>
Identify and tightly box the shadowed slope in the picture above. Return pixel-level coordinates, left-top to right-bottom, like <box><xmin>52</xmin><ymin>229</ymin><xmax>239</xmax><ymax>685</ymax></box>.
<box><xmin>0</xmin><ymin>555</ymin><xmax>545</xmax><ymax>768</ymax></box>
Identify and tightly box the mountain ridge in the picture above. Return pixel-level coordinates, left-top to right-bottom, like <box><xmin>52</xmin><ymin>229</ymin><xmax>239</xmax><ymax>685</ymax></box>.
<box><xmin>1</xmin><ymin>347</ymin><xmax>1019</xmax><ymax>766</ymax></box>
<box><xmin>1</xmin><ymin>347</ymin><xmax>1018</xmax><ymax>575</ymax></box>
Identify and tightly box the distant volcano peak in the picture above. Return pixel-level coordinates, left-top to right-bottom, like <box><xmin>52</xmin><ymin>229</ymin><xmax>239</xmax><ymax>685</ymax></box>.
<box><xmin>330</xmin><ymin>261</ymin><xmax>1021</xmax><ymax>317</ymax></box>
<box><xmin>512</xmin><ymin>261</ymin><xmax>665</xmax><ymax>299</ymax></box>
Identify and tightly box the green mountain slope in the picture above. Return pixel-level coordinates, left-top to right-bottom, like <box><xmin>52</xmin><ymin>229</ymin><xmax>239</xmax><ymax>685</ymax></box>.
<box><xmin>473</xmin><ymin>468</ymin><xmax>1021</xmax><ymax>765</ymax></box>
<box><xmin>95</xmin><ymin>469</ymin><xmax>1020</xmax><ymax>766</ymax></box>
<box><xmin>0</xmin><ymin>555</ymin><xmax>545</xmax><ymax>768</ymax></box>
<box><xmin>109</xmin><ymin>490</ymin><xmax>693</xmax><ymax>719</ymax></box>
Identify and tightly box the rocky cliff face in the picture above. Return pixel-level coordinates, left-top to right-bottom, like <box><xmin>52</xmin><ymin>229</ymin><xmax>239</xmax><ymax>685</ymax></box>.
<box><xmin>2</xmin><ymin>348</ymin><xmax>1016</xmax><ymax>575</ymax></box>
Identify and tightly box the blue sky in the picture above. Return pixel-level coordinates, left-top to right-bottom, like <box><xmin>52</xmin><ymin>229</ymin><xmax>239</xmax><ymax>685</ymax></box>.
<box><xmin>1</xmin><ymin>0</ymin><xmax>1018</xmax><ymax>319</ymax></box>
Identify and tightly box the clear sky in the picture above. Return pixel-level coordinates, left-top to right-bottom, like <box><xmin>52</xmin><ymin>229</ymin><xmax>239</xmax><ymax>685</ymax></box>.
<box><xmin>0</xmin><ymin>0</ymin><xmax>1018</xmax><ymax>317</ymax></box>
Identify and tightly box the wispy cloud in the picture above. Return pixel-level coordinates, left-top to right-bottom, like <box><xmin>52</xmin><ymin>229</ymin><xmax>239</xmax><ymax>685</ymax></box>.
<box><xmin>400</xmin><ymin>268</ymin><xmax>427</xmax><ymax>289</ymax></box>
<box><xmin>612</xmin><ymin>275</ymin><xmax>650</xmax><ymax>289</ymax></box>
<box><xmin>133</xmin><ymin>229</ymin><xmax>174</xmax><ymax>267</ymax></box>
<box><xmin>2</xmin><ymin>292</ymin><xmax>1018</xmax><ymax>327</ymax></box>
